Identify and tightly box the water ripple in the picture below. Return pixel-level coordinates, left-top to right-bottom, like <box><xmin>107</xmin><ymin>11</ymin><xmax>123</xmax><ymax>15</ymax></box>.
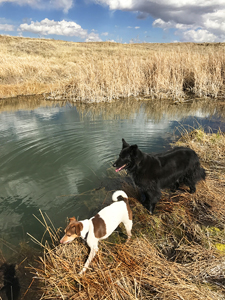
<box><xmin>0</xmin><ymin>102</ymin><xmax>224</xmax><ymax>256</ymax></box>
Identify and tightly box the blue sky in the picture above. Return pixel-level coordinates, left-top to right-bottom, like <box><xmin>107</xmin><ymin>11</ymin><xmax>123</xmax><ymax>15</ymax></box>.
<box><xmin>0</xmin><ymin>0</ymin><xmax>225</xmax><ymax>43</ymax></box>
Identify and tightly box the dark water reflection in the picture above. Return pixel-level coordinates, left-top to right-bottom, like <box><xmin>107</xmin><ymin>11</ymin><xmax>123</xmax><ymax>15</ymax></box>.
<box><xmin>0</xmin><ymin>97</ymin><xmax>225</xmax><ymax>257</ymax></box>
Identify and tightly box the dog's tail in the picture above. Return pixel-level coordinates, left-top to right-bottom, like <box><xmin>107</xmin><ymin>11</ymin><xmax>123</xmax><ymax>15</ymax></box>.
<box><xmin>112</xmin><ymin>190</ymin><xmax>128</xmax><ymax>202</ymax></box>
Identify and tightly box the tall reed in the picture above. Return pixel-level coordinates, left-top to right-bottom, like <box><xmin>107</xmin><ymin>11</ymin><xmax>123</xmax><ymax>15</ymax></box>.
<box><xmin>0</xmin><ymin>36</ymin><xmax>225</xmax><ymax>101</ymax></box>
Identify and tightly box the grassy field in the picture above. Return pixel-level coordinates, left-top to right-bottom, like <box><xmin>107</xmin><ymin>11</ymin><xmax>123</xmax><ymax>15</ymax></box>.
<box><xmin>0</xmin><ymin>35</ymin><xmax>225</xmax><ymax>102</ymax></box>
<box><xmin>28</xmin><ymin>128</ymin><xmax>225</xmax><ymax>300</ymax></box>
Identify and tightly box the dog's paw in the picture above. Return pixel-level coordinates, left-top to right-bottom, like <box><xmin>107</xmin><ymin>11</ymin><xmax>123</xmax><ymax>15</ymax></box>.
<box><xmin>79</xmin><ymin>270</ymin><xmax>85</xmax><ymax>276</ymax></box>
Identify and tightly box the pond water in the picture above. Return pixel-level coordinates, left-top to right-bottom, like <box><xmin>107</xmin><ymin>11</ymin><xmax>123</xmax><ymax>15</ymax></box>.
<box><xmin>0</xmin><ymin>97</ymin><xmax>225</xmax><ymax>258</ymax></box>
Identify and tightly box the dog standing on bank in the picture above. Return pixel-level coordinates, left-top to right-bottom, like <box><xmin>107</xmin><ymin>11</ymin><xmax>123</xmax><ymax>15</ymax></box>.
<box><xmin>113</xmin><ymin>139</ymin><xmax>206</xmax><ymax>214</ymax></box>
<box><xmin>60</xmin><ymin>190</ymin><xmax>132</xmax><ymax>275</ymax></box>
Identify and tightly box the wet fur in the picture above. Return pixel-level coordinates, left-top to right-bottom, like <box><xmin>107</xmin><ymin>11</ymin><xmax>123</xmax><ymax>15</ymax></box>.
<box><xmin>113</xmin><ymin>139</ymin><xmax>206</xmax><ymax>214</ymax></box>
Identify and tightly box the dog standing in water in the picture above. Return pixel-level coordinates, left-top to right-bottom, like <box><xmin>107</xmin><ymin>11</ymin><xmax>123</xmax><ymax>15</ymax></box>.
<box><xmin>113</xmin><ymin>139</ymin><xmax>206</xmax><ymax>214</ymax></box>
<box><xmin>60</xmin><ymin>190</ymin><xmax>132</xmax><ymax>275</ymax></box>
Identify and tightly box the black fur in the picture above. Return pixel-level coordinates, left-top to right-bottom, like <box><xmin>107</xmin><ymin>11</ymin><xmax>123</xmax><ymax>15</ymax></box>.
<box><xmin>0</xmin><ymin>263</ymin><xmax>20</xmax><ymax>300</ymax></box>
<box><xmin>113</xmin><ymin>139</ymin><xmax>206</xmax><ymax>214</ymax></box>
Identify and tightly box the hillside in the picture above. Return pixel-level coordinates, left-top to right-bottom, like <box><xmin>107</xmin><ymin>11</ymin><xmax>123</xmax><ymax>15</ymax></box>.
<box><xmin>1</xmin><ymin>35</ymin><xmax>225</xmax><ymax>102</ymax></box>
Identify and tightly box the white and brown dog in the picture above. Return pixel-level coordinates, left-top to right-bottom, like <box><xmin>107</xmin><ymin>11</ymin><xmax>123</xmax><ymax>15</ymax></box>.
<box><xmin>60</xmin><ymin>190</ymin><xmax>132</xmax><ymax>275</ymax></box>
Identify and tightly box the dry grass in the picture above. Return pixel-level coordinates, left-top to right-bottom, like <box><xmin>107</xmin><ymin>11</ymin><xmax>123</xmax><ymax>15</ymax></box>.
<box><xmin>0</xmin><ymin>35</ymin><xmax>225</xmax><ymax>101</ymax></box>
<box><xmin>177</xmin><ymin>127</ymin><xmax>225</xmax><ymax>181</ymax></box>
<box><xmin>29</xmin><ymin>128</ymin><xmax>225</xmax><ymax>300</ymax></box>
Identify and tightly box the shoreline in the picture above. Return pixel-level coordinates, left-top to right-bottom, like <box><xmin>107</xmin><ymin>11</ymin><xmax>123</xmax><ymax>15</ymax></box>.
<box><xmin>0</xmin><ymin>128</ymin><xmax>224</xmax><ymax>299</ymax></box>
<box><xmin>29</xmin><ymin>128</ymin><xmax>225</xmax><ymax>299</ymax></box>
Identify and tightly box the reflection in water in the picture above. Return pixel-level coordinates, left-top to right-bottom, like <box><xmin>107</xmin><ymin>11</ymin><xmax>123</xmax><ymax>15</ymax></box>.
<box><xmin>75</xmin><ymin>97</ymin><xmax>225</xmax><ymax>122</ymax></box>
<box><xmin>0</xmin><ymin>97</ymin><xmax>224</xmax><ymax>257</ymax></box>
<box><xmin>0</xmin><ymin>263</ymin><xmax>20</xmax><ymax>300</ymax></box>
<box><xmin>1</xmin><ymin>95</ymin><xmax>225</xmax><ymax>122</ymax></box>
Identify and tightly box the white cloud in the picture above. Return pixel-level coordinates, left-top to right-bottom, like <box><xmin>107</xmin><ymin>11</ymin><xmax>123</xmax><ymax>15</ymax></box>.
<box><xmin>53</xmin><ymin>0</ymin><xmax>73</xmax><ymax>13</ymax></box>
<box><xmin>18</xmin><ymin>18</ymin><xmax>102</xmax><ymax>41</ymax></box>
<box><xmin>93</xmin><ymin>0</ymin><xmax>225</xmax><ymax>42</ymax></box>
<box><xmin>94</xmin><ymin>0</ymin><xmax>133</xmax><ymax>10</ymax></box>
<box><xmin>0</xmin><ymin>0</ymin><xmax>73</xmax><ymax>13</ymax></box>
<box><xmin>127</xmin><ymin>26</ymin><xmax>140</xmax><ymax>29</ymax></box>
<box><xmin>101</xmin><ymin>32</ymin><xmax>109</xmax><ymax>36</ymax></box>
<box><xmin>0</xmin><ymin>17</ymin><xmax>14</xmax><ymax>31</ymax></box>
<box><xmin>203</xmin><ymin>10</ymin><xmax>225</xmax><ymax>36</ymax></box>
<box><xmin>85</xmin><ymin>32</ymin><xmax>102</xmax><ymax>42</ymax></box>
<box><xmin>153</xmin><ymin>19</ymin><xmax>197</xmax><ymax>33</ymax></box>
<box><xmin>181</xmin><ymin>29</ymin><xmax>218</xmax><ymax>42</ymax></box>
<box><xmin>153</xmin><ymin>19</ymin><xmax>175</xmax><ymax>30</ymax></box>
<box><xmin>0</xmin><ymin>23</ymin><xmax>14</xmax><ymax>31</ymax></box>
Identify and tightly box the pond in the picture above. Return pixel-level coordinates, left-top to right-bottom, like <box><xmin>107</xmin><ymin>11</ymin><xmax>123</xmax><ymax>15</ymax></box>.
<box><xmin>0</xmin><ymin>97</ymin><xmax>225</xmax><ymax>258</ymax></box>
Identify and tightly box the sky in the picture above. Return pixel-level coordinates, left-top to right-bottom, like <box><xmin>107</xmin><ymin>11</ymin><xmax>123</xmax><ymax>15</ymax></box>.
<box><xmin>0</xmin><ymin>0</ymin><xmax>225</xmax><ymax>43</ymax></box>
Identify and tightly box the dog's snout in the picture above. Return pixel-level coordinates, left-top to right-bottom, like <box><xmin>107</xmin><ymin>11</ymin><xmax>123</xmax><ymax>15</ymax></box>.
<box><xmin>113</xmin><ymin>161</ymin><xmax>119</xmax><ymax>167</ymax></box>
<box><xmin>60</xmin><ymin>235</ymin><xmax>65</xmax><ymax>244</ymax></box>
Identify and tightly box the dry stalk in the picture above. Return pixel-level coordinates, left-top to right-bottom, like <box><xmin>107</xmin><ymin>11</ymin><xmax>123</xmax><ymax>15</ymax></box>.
<box><xmin>0</xmin><ymin>36</ymin><xmax>225</xmax><ymax>101</ymax></box>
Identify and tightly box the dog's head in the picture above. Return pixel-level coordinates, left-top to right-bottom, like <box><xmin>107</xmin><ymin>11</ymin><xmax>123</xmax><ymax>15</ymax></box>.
<box><xmin>113</xmin><ymin>138</ymin><xmax>138</xmax><ymax>172</ymax></box>
<box><xmin>60</xmin><ymin>217</ymin><xmax>83</xmax><ymax>244</ymax></box>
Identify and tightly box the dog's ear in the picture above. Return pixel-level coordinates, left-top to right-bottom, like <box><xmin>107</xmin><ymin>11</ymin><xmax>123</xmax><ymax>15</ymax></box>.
<box><xmin>122</xmin><ymin>138</ymin><xmax>130</xmax><ymax>148</ymax></box>
<box><xmin>130</xmin><ymin>144</ymin><xmax>138</xmax><ymax>156</ymax></box>
<box><xmin>69</xmin><ymin>217</ymin><xmax>77</xmax><ymax>223</ymax></box>
<box><xmin>69</xmin><ymin>221</ymin><xmax>83</xmax><ymax>236</ymax></box>
<box><xmin>77</xmin><ymin>222</ymin><xmax>83</xmax><ymax>235</ymax></box>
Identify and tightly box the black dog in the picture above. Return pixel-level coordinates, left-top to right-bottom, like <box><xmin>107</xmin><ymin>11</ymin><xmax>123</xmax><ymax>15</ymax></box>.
<box><xmin>113</xmin><ymin>139</ymin><xmax>206</xmax><ymax>214</ymax></box>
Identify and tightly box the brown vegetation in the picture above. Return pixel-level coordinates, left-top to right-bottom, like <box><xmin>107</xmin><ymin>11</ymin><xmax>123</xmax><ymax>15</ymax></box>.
<box><xmin>0</xmin><ymin>35</ymin><xmax>225</xmax><ymax>101</ymax></box>
<box><xmin>29</xmin><ymin>129</ymin><xmax>225</xmax><ymax>299</ymax></box>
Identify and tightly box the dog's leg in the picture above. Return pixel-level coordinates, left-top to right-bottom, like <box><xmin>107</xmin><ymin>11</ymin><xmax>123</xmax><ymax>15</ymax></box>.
<box><xmin>182</xmin><ymin>172</ymin><xmax>197</xmax><ymax>194</ymax></box>
<box><xmin>145</xmin><ymin>188</ymin><xmax>161</xmax><ymax>214</ymax></box>
<box><xmin>170</xmin><ymin>180</ymin><xmax>180</xmax><ymax>192</ymax></box>
<box><xmin>141</xmin><ymin>192</ymin><xmax>152</xmax><ymax>212</ymax></box>
<box><xmin>123</xmin><ymin>220</ymin><xmax>132</xmax><ymax>241</ymax></box>
<box><xmin>189</xmin><ymin>185</ymin><xmax>196</xmax><ymax>194</ymax></box>
<box><xmin>79</xmin><ymin>246</ymin><xmax>98</xmax><ymax>275</ymax></box>
<box><xmin>143</xmin><ymin>192</ymin><xmax>155</xmax><ymax>214</ymax></box>
<box><xmin>149</xmin><ymin>203</ymin><xmax>156</xmax><ymax>214</ymax></box>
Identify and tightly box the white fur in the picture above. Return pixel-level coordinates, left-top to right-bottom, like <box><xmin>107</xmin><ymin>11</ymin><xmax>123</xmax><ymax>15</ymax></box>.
<box><xmin>112</xmin><ymin>190</ymin><xmax>128</xmax><ymax>201</ymax></box>
<box><xmin>72</xmin><ymin>190</ymin><xmax>132</xmax><ymax>275</ymax></box>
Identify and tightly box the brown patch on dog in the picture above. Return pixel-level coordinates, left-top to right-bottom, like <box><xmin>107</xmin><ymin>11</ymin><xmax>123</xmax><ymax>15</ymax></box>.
<box><xmin>66</xmin><ymin>220</ymin><xmax>83</xmax><ymax>236</ymax></box>
<box><xmin>69</xmin><ymin>216</ymin><xmax>77</xmax><ymax>223</ymax></box>
<box><xmin>117</xmin><ymin>195</ymin><xmax>132</xmax><ymax>220</ymax></box>
<box><xmin>92</xmin><ymin>214</ymin><xmax>106</xmax><ymax>238</ymax></box>
<box><xmin>126</xmin><ymin>202</ymin><xmax>132</xmax><ymax>220</ymax></box>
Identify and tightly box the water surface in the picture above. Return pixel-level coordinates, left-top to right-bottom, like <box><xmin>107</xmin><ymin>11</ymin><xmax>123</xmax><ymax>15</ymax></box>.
<box><xmin>0</xmin><ymin>97</ymin><xmax>225</xmax><ymax>257</ymax></box>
